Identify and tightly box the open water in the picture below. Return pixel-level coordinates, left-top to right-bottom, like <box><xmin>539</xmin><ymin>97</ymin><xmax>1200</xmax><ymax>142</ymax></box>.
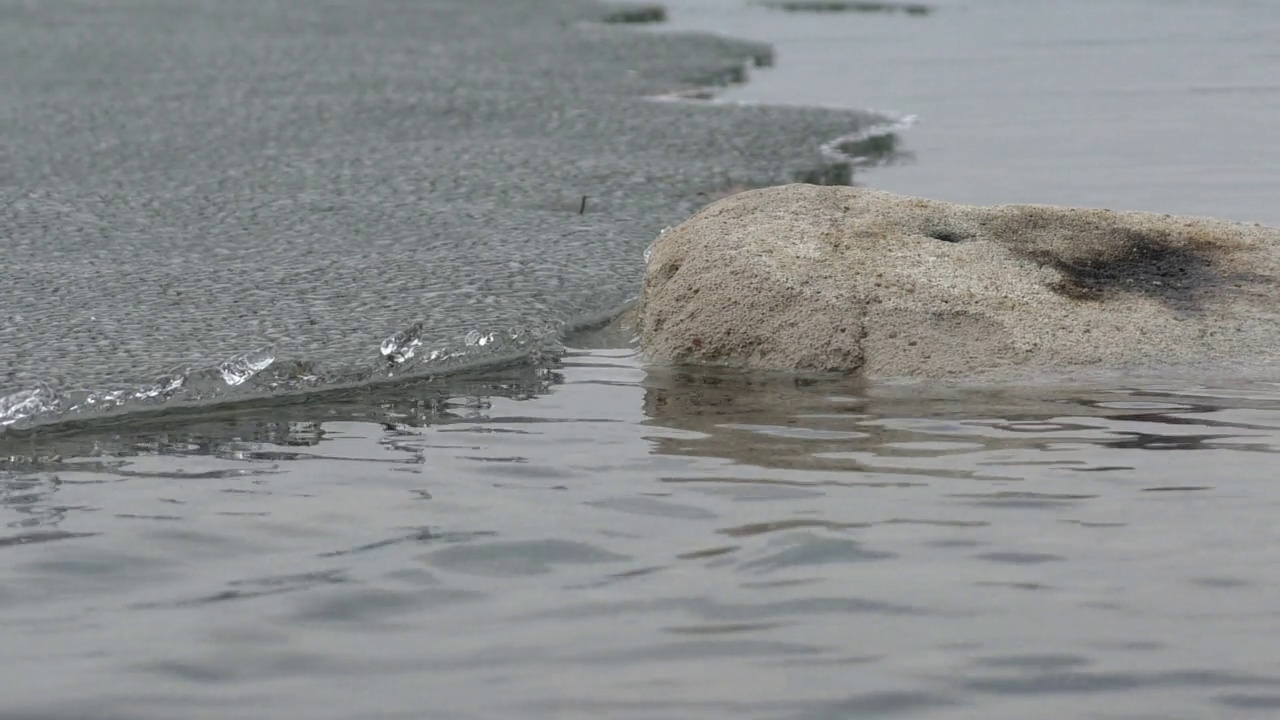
<box><xmin>4</xmin><ymin>1</ymin><xmax>1280</xmax><ymax>718</ymax></box>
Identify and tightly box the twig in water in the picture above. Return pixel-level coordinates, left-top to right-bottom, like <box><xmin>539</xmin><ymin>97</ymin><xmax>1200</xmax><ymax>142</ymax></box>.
<box><xmin>579</xmin><ymin>195</ymin><xmax>589</xmax><ymax>215</ymax></box>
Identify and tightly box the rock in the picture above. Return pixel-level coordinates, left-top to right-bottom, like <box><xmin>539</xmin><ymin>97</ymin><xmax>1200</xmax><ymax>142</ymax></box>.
<box><xmin>635</xmin><ymin>183</ymin><xmax>1280</xmax><ymax>380</ymax></box>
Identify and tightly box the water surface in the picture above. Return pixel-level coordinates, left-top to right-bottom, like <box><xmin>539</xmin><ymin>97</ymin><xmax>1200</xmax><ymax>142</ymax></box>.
<box><xmin>5</xmin><ymin>349</ymin><xmax>1280</xmax><ymax>718</ymax></box>
<box><xmin>660</xmin><ymin>0</ymin><xmax>1280</xmax><ymax>224</ymax></box>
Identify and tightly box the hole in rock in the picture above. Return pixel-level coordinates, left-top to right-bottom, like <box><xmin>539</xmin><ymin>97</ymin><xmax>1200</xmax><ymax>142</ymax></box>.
<box><xmin>926</xmin><ymin>229</ymin><xmax>969</xmax><ymax>244</ymax></box>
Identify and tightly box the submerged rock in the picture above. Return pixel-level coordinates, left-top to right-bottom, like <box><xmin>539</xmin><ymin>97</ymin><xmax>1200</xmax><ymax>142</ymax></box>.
<box><xmin>636</xmin><ymin>184</ymin><xmax>1280</xmax><ymax>380</ymax></box>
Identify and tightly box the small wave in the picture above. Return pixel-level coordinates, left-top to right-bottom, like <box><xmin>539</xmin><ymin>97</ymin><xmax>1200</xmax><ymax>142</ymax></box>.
<box><xmin>819</xmin><ymin>111</ymin><xmax>918</xmax><ymax>166</ymax></box>
<box><xmin>648</xmin><ymin>82</ymin><xmax>918</xmax><ymax>175</ymax></box>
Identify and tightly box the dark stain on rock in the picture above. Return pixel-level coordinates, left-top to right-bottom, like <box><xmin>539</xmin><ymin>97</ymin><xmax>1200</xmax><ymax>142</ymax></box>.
<box><xmin>1037</xmin><ymin>228</ymin><xmax>1223</xmax><ymax>304</ymax></box>
<box><xmin>984</xmin><ymin>210</ymin><xmax>1264</xmax><ymax>308</ymax></box>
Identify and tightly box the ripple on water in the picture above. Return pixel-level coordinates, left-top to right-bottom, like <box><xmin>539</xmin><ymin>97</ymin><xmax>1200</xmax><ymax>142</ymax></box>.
<box><xmin>4</xmin><ymin>353</ymin><xmax>1280</xmax><ymax>718</ymax></box>
<box><xmin>425</xmin><ymin>539</ymin><xmax>632</xmax><ymax>578</ymax></box>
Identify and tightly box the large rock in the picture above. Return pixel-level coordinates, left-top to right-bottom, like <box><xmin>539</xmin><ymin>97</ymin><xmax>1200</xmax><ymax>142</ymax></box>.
<box><xmin>636</xmin><ymin>183</ymin><xmax>1280</xmax><ymax>380</ymax></box>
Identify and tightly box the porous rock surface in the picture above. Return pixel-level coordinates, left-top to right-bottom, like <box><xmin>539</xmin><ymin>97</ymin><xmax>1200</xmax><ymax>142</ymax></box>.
<box><xmin>636</xmin><ymin>183</ymin><xmax>1280</xmax><ymax>380</ymax></box>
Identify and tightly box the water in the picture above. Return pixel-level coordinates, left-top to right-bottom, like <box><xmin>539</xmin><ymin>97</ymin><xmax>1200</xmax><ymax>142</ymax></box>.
<box><xmin>6</xmin><ymin>0</ymin><xmax>1280</xmax><ymax>717</ymax></box>
<box><xmin>660</xmin><ymin>0</ymin><xmax>1280</xmax><ymax>225</ymax></box>
<box><xmin>5</xmin><ymin>350</ymin><xmax>1280</xmax><ymax>718</ymax></box>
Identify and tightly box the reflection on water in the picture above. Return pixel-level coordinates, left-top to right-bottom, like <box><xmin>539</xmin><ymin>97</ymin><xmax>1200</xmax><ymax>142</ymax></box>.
<box><xmin>4</xmin><ymin>349</ymin><xmax>1280</xmax><ymax>718</ymax></box>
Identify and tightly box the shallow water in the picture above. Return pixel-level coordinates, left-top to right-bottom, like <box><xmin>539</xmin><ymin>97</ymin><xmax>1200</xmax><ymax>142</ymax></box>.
<box><xmin>5</xmin><ymin>348</ymin><xmax>1280</xmax><ymax>718</ymax></box>
<box><xmin>660</xmin><ymin>0</ymin><xmax>1280</xmax><ymax>225</ymax></box>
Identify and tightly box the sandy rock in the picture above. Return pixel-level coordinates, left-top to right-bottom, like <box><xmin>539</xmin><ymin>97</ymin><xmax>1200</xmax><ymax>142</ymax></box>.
<box><xmin>635</xmin><ymin>183</ymin><xmax>1280</xmax><ymax>380</ymax></box>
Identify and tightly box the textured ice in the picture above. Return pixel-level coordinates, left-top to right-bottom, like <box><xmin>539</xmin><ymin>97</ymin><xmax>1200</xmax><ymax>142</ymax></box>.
<box><xmin>0</xmin><ymin>0</ymin><xmax>905</xmax><ymax>431</ymax></box>
<box><xmin>381</xmin><ymin>323</ymin><xmax>426</xmax><ymax>365</ymax></box>
<box><xmin>219</xmin><ymin>347</ymin><xmax>277</xmax><ymax>387</ymax></box>
<box><xmin>0</xmin><ymin>386</ymin><xmax>61</xmax><ymax>428</ymax></box>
